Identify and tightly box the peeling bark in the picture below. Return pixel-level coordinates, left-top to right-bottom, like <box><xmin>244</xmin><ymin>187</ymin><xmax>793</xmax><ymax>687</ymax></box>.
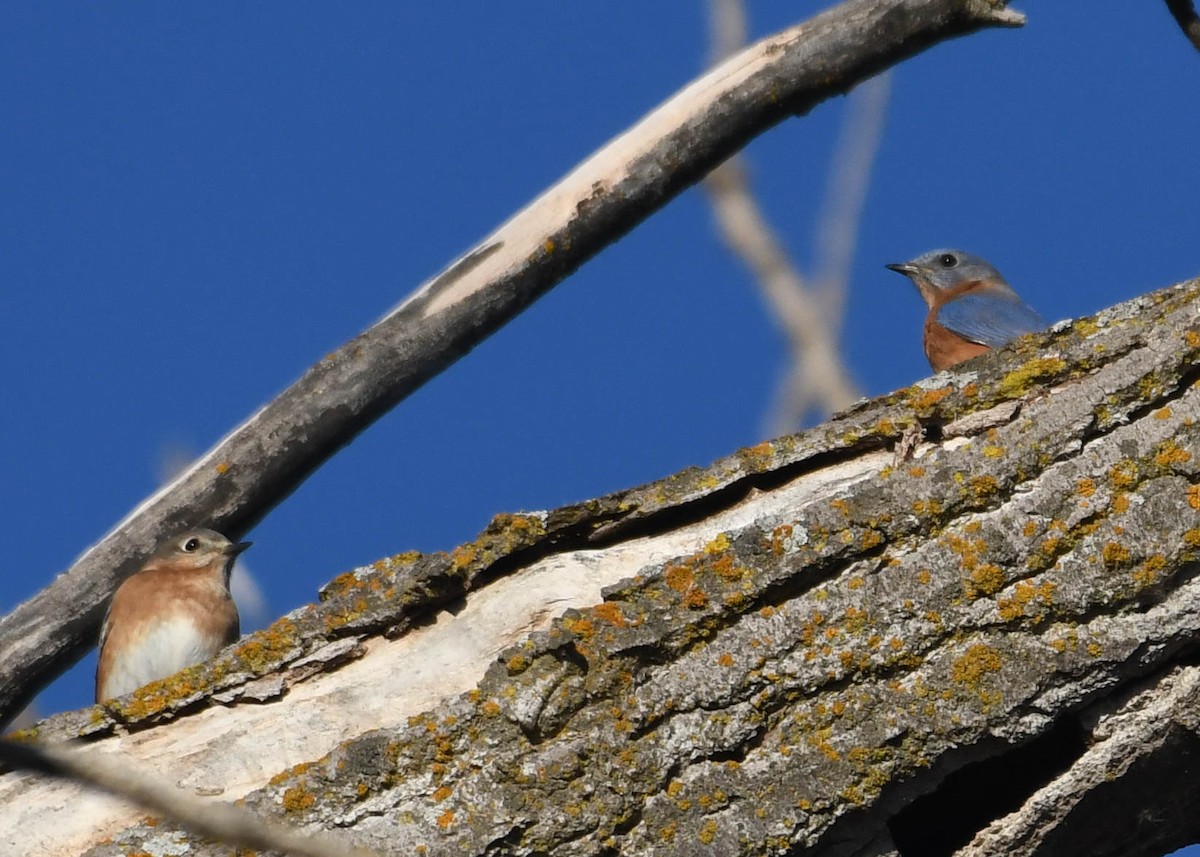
<box><xmin>5</xmin><ymin>278</ymin><xmax>1200</xmax><ymax>856</ymax></box>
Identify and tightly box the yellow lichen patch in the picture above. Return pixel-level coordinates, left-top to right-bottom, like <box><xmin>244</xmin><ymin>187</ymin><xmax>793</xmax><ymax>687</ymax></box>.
<box><xmin>685</xmin><ymin>588</ymin><xmax>710</xmax><ymax>609</ymax></box>
<box><xmin>233</xmin><ymin>617</ymin><xmax>299</xmax><ymax>673</ymax></box>
<box><xmin>698</xmin><ymin>819</ymin><xmax>719</xmax><ymax>844</ymax></box>
<box><xmin>704</xmin><ymin>533</ymin><xmax>732</xmax><ymax>554</ymax></box>
<box><xmin>908</xmin><ymin>466</ymin><xmax>926</xmax><ymax>478</ymax></box>
<box><xmin>843</xmin><ymin>607</ymin><xmax>869</xmax><ymax>633</ymax></box>
<box><xmin>269</xmin><ymin>761</ymin><xmax>313</xmax><ymax>787</ymax></box>
<box><xmin>1076</xmin><ymin>478</ymin><xmax>1096</xmax><ymax>498</ymax></box>
<box><xmin>561</xmin><ymin>616</ymin><xmax>595</xmax><ymax>640</ymax></box>
<box><xmin>997</xmin><ymin>580</ymin><xmax>1055</xmax><ymax>623</ymax></box>
<box><xmin>711</xmin><ymin>552</ymin><xmax>745</xmax><ymax>581</ymax></box>
<box><xmin>916</xmin><ymin>569</ymin><xmax>932</xmax><ymax>585</ymax></box>
<box><xmin>592</xmin><ymin>601</ymin><xmax>627</xmax><ymax>627</ymax></box>
<box><xmin>1188</xmin><ymin>485</ymin><xmax>1200</xmax><ymax>510</ymax></box>
<box><xmin>740</xmin><ymin>441</ymin><xmax>774</xmax><ymax>471</ymax></box>
<box><xmin>807</xmin><ymin>727</ymin><xmax>840</xmax><ymax>762</ymax></box>
<box><xmin>830</xmin><ymin>498</ymin><xmax>851</xmax><ymax>517</ymax></box>
<box><xmin>1154</xmin><ymin>439</ymin><xmax>1192</xmax><ymax>469</ymax></box>
<box><xmin>968</xmin><ymin>475</ymin><xmax>999</xmax><ymax>502</ymax></box>
<box><xmin>913</xmin><ymin>498</ymin><xmax>943</xmax><ymax>517</ymax></box>
<box><xmin>770</xmin><ymin>524</ymin><xmax>794</xmax><ymax>555</ymax></box>
<box><xmin>1111</xmin><ymin>494</ymin><xmax>1130</xmax><ymax>514</ymax></box>
<box><xmin>966</xmin><ymin>564</ymin><xmax>1005</xmax><ymax>599</ymax></box>
<box><xmin>1184</xmin><ymin>528</ymin><xmax>1200</xmax><ymax>548</ymax></box>
<box><xmin>860</xmin><ymin>530</ymin><xmax>884</xmax><ymax>550</ymax></box>
<box><xmin>1132</xmin><ymin>554</ymin><xmax>1167</xmax><ymax>588</ymax></box>
<box><xmin>1154</xmin><ymin>407</ymin><xmax>1173</xmax><ymax>421</ymax></box>
<box><xmin>1109</xmin><ymin>461</ymin><xmax>1139</xmax><ymax>491</ymax></box>
<box><xmin>996</xmin><ymin>357</ymin><xmax>1067</xmax><ymax>398</ymax></box>
<box><xmin>717</xmin><ymin>652</ymin><xmax>734</xmax><ymax>667</ymax></box>
<box><xmin>506</xmin><ymin>654</ymin><xmax>530</xmax><ymax>675</ymax></box>
<box><xmin>950</xmin><ymin>644</ymin><xmax>1002</xmax><ymax>688</ymax></box>
<box><xmin>664</xmin><ymin>563</ymin><xmax>694</xmax><ymax>592</ymax></box>
<box><xmin>908</xmin><ymin>386</ymin><xmax>953</xmax><ymax>412</ymax></box>
<box><xmin>215</xmin><ymin>462</ymin><xmax>230</xmax><ymax>475</ymax></box>
<box><xmin>432</xmin><ymin>786</ymin><xmax>452</xmax><ymax>803</ymax></box>
<box><xmin>437</xmin><ymin>809</ymin><xmax>455</xmax><ymax>829</ymax></box>
<box><xmin>281</xmin><ymin>785</ymin><xmax>315</xmax><ymax>813</ymax></box>
<box><xmin>1102</xmin><ymin>542</ymin><xmax>1132</xmax><ymax>568</ymax></box>
<box><xmin>450</xmin><ymin>543</ymin><xmax>478</xmax><ymax>570</ymax></box>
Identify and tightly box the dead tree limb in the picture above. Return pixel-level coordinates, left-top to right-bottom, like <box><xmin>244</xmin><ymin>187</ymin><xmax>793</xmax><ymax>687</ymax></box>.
<box><xmin>7</xmin><ymin>274</ymin><xmax>1200</xmax><ymax>856</ymax></box>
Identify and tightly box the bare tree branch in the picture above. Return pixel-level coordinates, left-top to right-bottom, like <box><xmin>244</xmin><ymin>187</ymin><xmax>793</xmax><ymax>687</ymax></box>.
<box><xmin>1165</xmin><ymin>0</ymin><xmax>1200</xmax><ymax>53</ymax></box>
<box><xmin>0</xmin><ymin>0</ymin><xmax>1027</xmax><ymax>729</ymax></box>
<box><xmin>9</xmin><ymin>275</ymin><xmax>1200</xmax><ymax>855</ymax></box>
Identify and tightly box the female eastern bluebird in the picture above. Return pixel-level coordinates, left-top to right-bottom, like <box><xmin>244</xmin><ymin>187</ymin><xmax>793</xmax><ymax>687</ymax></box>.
<box><xmin>96</xmin><ymin>529</ymin><xmax>250</xmax><ymax>702</ymax></box>
<box><xmin>886</xmin><ymin>249</ymin><xmax>1046</xmax><ymax>372</ymax></box>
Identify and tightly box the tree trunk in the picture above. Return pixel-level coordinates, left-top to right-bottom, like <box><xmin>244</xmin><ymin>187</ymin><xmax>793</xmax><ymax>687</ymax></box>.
<box><xmin>5</xmin><ymin>277</ymin><xmax>1200</xmax><ymax>856</ymax></box>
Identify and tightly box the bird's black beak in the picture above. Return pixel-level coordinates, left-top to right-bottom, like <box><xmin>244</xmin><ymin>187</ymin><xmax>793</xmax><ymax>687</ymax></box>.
<box><xmin>228</xmin><ymin>541</ymin><xmax>253</xmax><ymax>557</ymax></box>
<box><xmin>885</xmin><ymin>262</ymin><xmax>918</xmax><ymax>275</ymax></box>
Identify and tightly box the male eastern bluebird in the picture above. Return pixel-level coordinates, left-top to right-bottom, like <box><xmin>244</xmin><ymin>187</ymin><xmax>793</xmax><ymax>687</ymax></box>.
<box><xmin>96</xmin><ymin>529</ymin><xmax>250</xmax><ymax>702</ymax></box>
<box><xmin>886</xmin><ymin>249</ymin><xmax>1046</xmax><ymax>372</ymax></box>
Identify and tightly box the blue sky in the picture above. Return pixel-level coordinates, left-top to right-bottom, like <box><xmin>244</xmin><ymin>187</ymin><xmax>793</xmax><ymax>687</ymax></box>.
<box><xmin>3</xmin><ymin>3</ymin><xmax>1199</xmax><ymax>843</ymax></box>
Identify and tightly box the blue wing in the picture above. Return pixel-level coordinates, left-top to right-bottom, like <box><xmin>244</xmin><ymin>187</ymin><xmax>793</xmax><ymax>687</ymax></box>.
<box><xmin>937</xmin><ymin>293</ymin><xmax>1046</xmax><ymax>348</ymax></box>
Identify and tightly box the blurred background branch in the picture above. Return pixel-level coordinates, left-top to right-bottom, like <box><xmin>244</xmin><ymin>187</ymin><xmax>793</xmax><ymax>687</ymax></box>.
<box><xmin>704</xmin><ymin>0</ymin><xmax>891</xmax><ymax>435</ymax></box>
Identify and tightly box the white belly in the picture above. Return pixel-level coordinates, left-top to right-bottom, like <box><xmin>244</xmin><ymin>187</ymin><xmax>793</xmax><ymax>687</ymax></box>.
<box><xmin>103</xmin><ymin>616</ymin><xmax>222</xmax><ymax>699</ymax></box>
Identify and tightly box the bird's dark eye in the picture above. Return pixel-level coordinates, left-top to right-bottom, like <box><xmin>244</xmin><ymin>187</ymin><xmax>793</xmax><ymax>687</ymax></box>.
<box><xmin>938</xmin><ymin>253</ymin><xmax>958</xmax><ymax>268</ymax></box>
<box><xmin>183</xmin><ymin>538</ymin><xmax>200</xmax><ymax>552</ymax></box>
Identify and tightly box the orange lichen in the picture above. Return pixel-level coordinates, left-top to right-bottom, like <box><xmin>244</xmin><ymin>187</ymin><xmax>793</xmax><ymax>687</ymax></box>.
<box><xmin>1109</xmin><ymin>461</ymin><xmax>1139</xmax><ymax>491</ymax></box>
<box><xmin>1102</xmin><ymin>542</ymin><xmax>1132</xmax><ymax>567</ymax></box>
<box><xmin>281</xmin><ymin>786</ymin><xmax>315</xmax><ymax>813</ymax></box>
<box><xmin>1155</xmin><ymin>440</ymin><xmax>1192</xmax><ymax>468</ymax></box>
<box><xmin>593</xmin><ymin>601</ymin><xmax>627</xmax><ymax>627</ymax></box>
<box><xmin>664</xmin><ymin>563</ymin><xmax>694</xmax><ymax>592</ymax></box>
<box><xmin>950</xmin><ymin>644</ymin><xmax>1002</xmax><ymax>687</ymax></box>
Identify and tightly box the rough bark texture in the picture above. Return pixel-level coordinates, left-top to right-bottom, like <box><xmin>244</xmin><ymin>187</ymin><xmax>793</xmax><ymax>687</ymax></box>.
<box><xmin>0</xmin><ymin>0</ymin><xmax>1025</xmax><ymax>731</ymax></box>
<box><xmin>5</xmin><ymin>276</ymin><xmax>1200</xmax><ymax>856</ymax></box>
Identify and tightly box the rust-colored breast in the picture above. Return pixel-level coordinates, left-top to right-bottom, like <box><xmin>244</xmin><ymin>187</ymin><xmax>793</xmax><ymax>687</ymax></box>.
<box><xmin>923</xmin><ymin>315</ymin><xmax>990</xmax><ymax>371</ymax></box>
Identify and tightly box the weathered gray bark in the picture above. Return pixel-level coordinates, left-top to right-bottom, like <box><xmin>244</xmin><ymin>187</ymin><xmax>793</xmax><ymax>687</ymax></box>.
<box><xmin>6</xmin><ymin>277</ymin><xmax>1200</xmax><ymax>856</ymax></box>
<box><xmin>0</xmin><ymin>0</ymin><xmax>1026</xmax><ymax>731</ymax></box>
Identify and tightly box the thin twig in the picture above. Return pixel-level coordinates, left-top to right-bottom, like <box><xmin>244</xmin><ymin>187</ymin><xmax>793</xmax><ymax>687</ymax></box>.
<box><xmin>0</xmin><ymin>740</ymin><xmax>378</xmax><ymax>857</ymax></box>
